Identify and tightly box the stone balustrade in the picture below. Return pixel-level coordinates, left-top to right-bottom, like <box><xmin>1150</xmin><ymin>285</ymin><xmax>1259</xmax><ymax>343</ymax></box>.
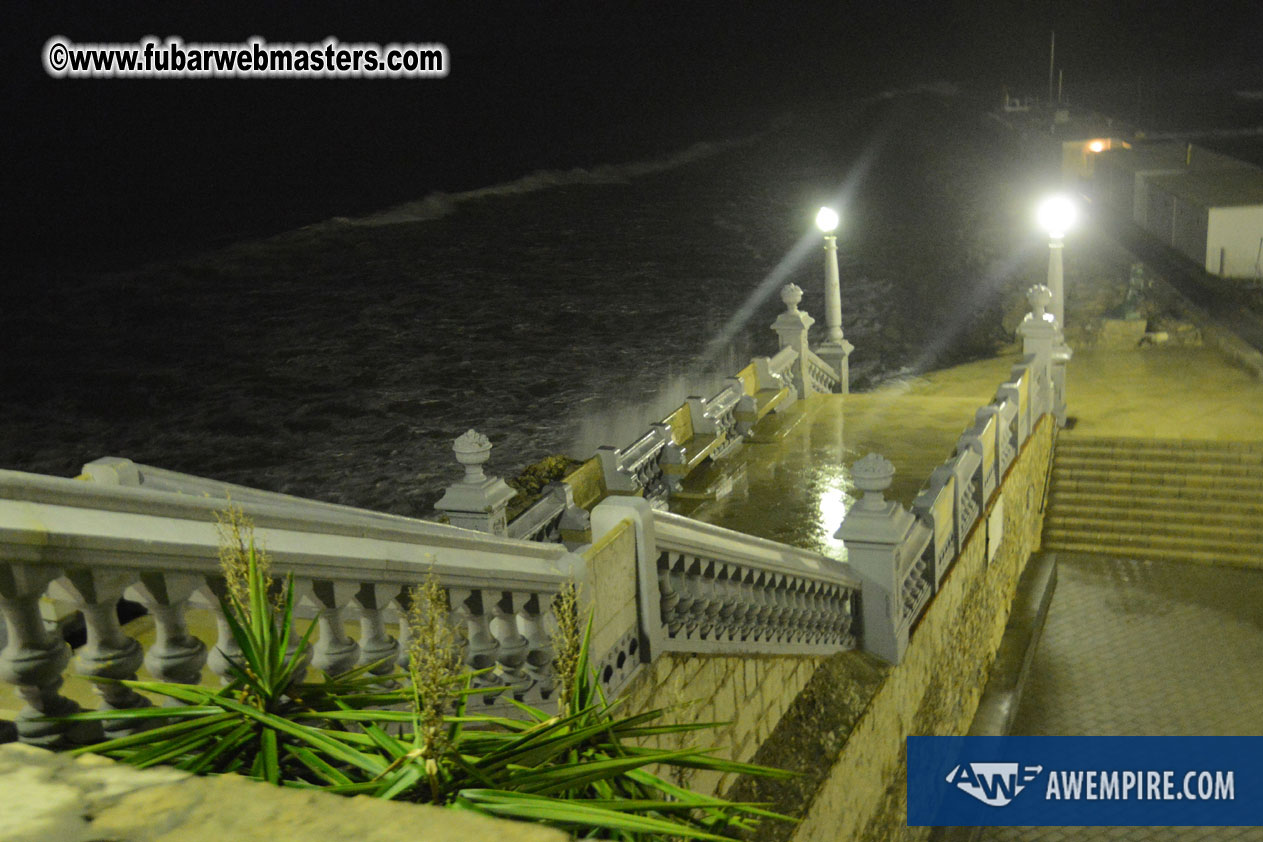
<box><xmin>837</xmin><ymin>285</ymin><xmax>1062</xmax><ymax>664</ymax></box>
<box><xmin>803</xmin><ymin>348</ymin><xmax>843</xmax><ymax>394</ymax></box>
<box><xmin>0</xmin><ymin>468</ymin><xmax>584</xmax><ymax>745</ymax></box>
<box><xmin>590</xmin><ymin>497</ymin><xmax>861</xmax><ymax>660</ymax></box>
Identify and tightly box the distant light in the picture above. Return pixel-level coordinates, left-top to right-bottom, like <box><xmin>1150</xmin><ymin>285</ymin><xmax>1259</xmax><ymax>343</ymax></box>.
<box><xmin>816</xmin><ymin>206</ymin><xmax>839</xmax><ymax>233</ymax></box>
<box><xmin>1037</xmin><ymin>195</ymin><xmax>1077</xmax><ymax>238</ymax></box>
<box><xmin>1088</xmin><ymin>140</ymin><xmax>1105</xmax><ymax>153</ymax></box>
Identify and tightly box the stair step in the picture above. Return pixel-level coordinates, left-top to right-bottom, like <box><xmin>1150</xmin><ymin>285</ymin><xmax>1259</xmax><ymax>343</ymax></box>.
<box><xmin>1040</xmin><ymin>540</ymin><xmax>1262</xmax><ymax>568</ymax></box>
<box><xmin>1050</xmin><ymin>472</ymin><xmax>1263</xmax><ymax>491</ymax></box>
<box><xmin>1047</xmin><ymin>503</ymin><xmax>1263</xmax><ymax>529</ymax></box>
<box><xmin>1054</xmin><ymin>455</ymin><xmax>1263</xmax><ymax>476</ymax></box>
<box><xmin>1043</xmin><ymin>516</ymin><xmax>1263</xmax><ymax>544</ymax></box>
<box><xmin>1042</xmin><ymin>528</ymin><xmax>1260</xmax><ymax>556</ymax></box>
<box><xmin>1049</xmin><ymin>481</ymin><xmax>1263</xmax><ymax>504</ymax></box>
<box><xmin>1059</xmin><ymin>436</ymin><xmax>1263</xmax><ymax>455</ymax></box>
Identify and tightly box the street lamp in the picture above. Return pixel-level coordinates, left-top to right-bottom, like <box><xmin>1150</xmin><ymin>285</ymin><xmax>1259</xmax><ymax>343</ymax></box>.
<box><xmin>1037</xmin><ymin>195</ymin><xmax>1076</xmax><ymax>328</ymax></box>
<box><xmin>814</xmin><ymin>206</ymin><xmax>852</xmax><ymax>392</ymax></box>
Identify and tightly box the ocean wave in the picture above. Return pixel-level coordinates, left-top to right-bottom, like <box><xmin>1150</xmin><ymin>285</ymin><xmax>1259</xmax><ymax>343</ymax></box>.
<box><xmin>343</xmin><ymin>133</ymin><xmax>766</xmax><ymax>228</ymax></box>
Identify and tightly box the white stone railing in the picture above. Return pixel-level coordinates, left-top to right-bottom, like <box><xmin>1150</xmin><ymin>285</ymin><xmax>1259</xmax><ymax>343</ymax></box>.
<box><xmin>0</xmin><ymin>468</ymin><xmax>586</xmax><ymax>745</ymax></box>
<box><xmin>595</xmin><ymin>349</ymin><xmax>797</xmax><ymax>505</ymax></box>
<box><xmin>590</xmin><ymin>497</ymin><xmax>861</xmax><ymax>659</ymax></box>
<box><xmin>837</xmin><ymin>285</ymin><xmax>1063</xmax><ymax>664</ymax></box>
<box><xmin>804</xmin><ymin>348</ymin><xmax>842</xmax><ymax>394</ymax></box>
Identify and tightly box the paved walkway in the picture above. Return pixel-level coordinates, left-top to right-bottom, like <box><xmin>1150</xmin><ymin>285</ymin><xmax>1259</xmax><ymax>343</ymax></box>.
<box><xmin>978</xmin><ymin>552</ymin><xmax>1263</xmax><ymax>842</ymax></box>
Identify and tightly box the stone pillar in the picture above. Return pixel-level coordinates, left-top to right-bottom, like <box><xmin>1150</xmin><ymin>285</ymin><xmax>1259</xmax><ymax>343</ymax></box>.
<box><xmin>0</xmin><ymin>563</ymin><xmax>99</xmax><ymax>747</ymax></box>
<box><xmin>1047</xmin><ymin>235</ymin><xmax>1065</xmax><ymax>328</ymax></box>
<box><xmin>835</xmin><ymin>454</ymin><xmax>926</xmax><ymax>665</ymax></box>
<box><xmin>817</xmin><ymin>237</ymin><xmax>854</xmax><ymax>393</ymax></box>
<box><xmin>1018</xmin><ymin>283</ymin><xmax>1071</xmax><ymax>426</ymax></box>
<box><xmin>771</xmin><ymin>283</ymin><xmax>816</xmax><ymax>398</ymax></box>
<box><xmin>435</xmin><ymin>429</ymin><xmax>517</xmax><ymax>536</ymax></box>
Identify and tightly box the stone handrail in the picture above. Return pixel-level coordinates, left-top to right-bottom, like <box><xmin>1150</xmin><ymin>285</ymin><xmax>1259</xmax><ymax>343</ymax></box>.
<box><xmin>0</xmin><ymin>469</ymin><xmax>585</xmax><ymax>745</ymax></box>
<box><xmin>803</xmin><ymin>347</ymin><xmax>842</xmax><ymax>394</ymax></box>
<box><xmin>590</xmin><ymin>497</ymin><xmax>861</xmax><ymax>660</ymax></box>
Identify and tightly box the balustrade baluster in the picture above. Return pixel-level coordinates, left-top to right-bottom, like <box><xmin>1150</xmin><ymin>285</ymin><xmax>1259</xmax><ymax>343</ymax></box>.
<box><xmin>656</xmin><ymin>553</ymin><xmax>682</xmax><ymax>637</ymax></box>
<box><xmin>127</xmin><ymin>573</ymin><xmax>208</xmax><ymax>700</ymax></box>
<box><xmin>392</xmin><ymin>591</ymin><xmax>414</xmax><ymax>670</ymax></box>
<box><xmin>770</xmin><ymin>576</ymin><xmax>791</xmax><ymax>642</ymax></box>
<box><xmin>490</xmin><ymin>591</ymin><xmax>530</xmax><ymax>694</ymax></box>
<box><xmin>56</xmin><ymin>570</ymin><xmax>151</xmax><ymax>737</ymax></box>
<box><xmin>698</xmin><ymin>560</ymin><xmax>722</xmax><ymax>639</ymax></box>
<box><xmin>713</xmin><ymin>565</ymin><xmax>738</xmax><ymax>641</ymax></box>
<box><xmin>0</xmin><ymin>563</ymin><xmax>99</xmax><ymax>746</ymax></box>
<box><xmin>196</xmin><ymin>578</ymin><xmax>242</xmax><ymax>686</ymax></box>
<box><xmin>681</xmin><ymin>557</ymin><xmax>707</xmax><ymax>639</ymax></box>
<box><xmin>308</xmin><ymin>581</ymin><xmax>361</xmax><ymax>677</ymax></box>
<box><xmin>354</xmin><ymin>583</ymin><xmax>401</xmax><ymax>676</ymax></box>
<box><xmin>450</xmin><ymin>588</ymin><xmax>500</xmax><ymax>702</ymax></box>
<box><xmin>517</xmin><ymin>592</ymin><xmax>554</xmax><ymax>698</ymax></box>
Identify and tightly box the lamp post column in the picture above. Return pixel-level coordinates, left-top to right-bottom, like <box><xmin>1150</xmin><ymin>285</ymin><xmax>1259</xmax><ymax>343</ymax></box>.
<box><xmin>814</xmin><ymin>207</ymin><xmax>853</xmax><ymax>393</ymax></box>
<box><xmin>1047</xmin><ymin>235</ymin><xmax>1065</xmax><ymax>328</ymax></box>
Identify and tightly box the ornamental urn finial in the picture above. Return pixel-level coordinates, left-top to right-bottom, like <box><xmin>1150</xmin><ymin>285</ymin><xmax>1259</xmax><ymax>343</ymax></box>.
<box><xmin>1026</xmin><ymin>284</ymin><xmax>1053</xmax><ymax>322</ymax></box>
<box><xmin>780</xmin><ymin>283</ymin><xmax>803</xmax><ymax>313</ymax></box>
<box><xmin>452</xmin><ymin>429</ymin><xmax>492</xmax><ymax>484</ymax></box>
<box><xmin>852</xmin><ymin>452</ymin><xmax>895</xmax><ymax>510</ymax></box>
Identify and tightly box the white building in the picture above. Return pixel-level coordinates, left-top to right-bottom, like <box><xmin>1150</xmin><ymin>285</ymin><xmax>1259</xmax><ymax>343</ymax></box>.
<box><xmin>1092</xmin><ymin>143</ymin><xmax>1263</xmax><ymax>280</ymax></box>
<box><xmin>1145</xmin><ymin>168</ymin><xmax>1263</xmax><ymax>279</ymax></box>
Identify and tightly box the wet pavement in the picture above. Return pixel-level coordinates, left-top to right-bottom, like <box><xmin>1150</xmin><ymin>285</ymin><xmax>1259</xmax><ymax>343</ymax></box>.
<box><xmin>689</xmin><ymin>343</ymin><xmax>1263</xmax><ymax>559</ymax></box>
<box><xmin>977</xmin><ymin>553</ymin><xmax>1263</xmax><ymax>842</ymax></box>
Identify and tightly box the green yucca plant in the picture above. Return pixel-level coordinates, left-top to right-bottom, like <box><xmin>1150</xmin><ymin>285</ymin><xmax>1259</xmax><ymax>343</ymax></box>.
<box><xmin>54</xmin><ymin>508</ymin><xmax>796</xmax><ymax>840</ymax></box>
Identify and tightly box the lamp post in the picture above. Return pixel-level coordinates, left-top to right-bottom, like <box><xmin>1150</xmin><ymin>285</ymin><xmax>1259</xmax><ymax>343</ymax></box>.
<box><xmin>815</xmin><ymin>206</ymin><xmax>853</xmax><ymax>392</ymax></box>
<box><xmin>1036</xmin><ymin>195</ymin><xmax>1076</xmax><ymax>329</ymax></box>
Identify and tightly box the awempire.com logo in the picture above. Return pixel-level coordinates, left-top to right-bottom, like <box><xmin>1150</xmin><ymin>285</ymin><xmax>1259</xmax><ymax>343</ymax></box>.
<box><xmin>945</xmin><ymin>762</ymin><xmax>1044</xmax><ymax>806</ymax></box>
<box><xmin>908</xmin><ymin>737</ymin><xmax>1262</xmax><ymax>826</ymax></box>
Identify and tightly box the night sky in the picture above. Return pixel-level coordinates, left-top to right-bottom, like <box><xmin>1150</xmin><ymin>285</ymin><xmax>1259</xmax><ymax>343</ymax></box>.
<box><xmin>3</xmin><ymin>1</ymin><xmax>1260</xmax><ymax>275</ymax></box>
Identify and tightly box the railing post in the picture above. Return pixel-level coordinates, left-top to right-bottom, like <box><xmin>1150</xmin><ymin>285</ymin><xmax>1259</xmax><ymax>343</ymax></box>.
<box><xmin>836</xmin><ymin>454</ymin><xmax>927</xmax><ymax>664</ymax></box>
<box><xmin>590</xmin><ymin>495</ymin><xmax>659</xmax><ymax>658</ymax></box>
<box><xmin>435</xmin><ymin>429</ymin><xmax>517</xmax><ymax>536</ymax></box>
<box><xmin>771</xmin><ymin>283</ymin><xmax>816</xmax><ymax>398</ymax></box>
<box><xmin>1018</xmin><ymin>283</ymin><xmax>1071</xmax><ymax>426</ymax></box>
<box><xmin>56</xmin><ymin>569</ymin><xmax>152</xmax><ymax>737</ymax></box>
<box><xmin>0</xmin><ymin>563</ymin><xmax>99</xmax><ymax>746</ymax></box>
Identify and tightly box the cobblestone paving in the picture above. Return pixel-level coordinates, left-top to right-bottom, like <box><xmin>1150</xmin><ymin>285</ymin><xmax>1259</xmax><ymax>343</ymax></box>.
<box><xmin>978</xmin><ymin>553</ymin><xmax>1263</xmax><ymax>842</ymax></box>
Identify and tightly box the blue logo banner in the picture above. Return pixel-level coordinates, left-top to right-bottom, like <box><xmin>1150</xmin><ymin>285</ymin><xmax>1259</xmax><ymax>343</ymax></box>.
<box><xmin>908</xmin><ymin>737</ymin><xmax>1263</xmax><ymax>826</ymax></box>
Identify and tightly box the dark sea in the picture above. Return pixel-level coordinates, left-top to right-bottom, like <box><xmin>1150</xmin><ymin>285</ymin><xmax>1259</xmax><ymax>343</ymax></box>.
<box><xmin>4</xmin><ymin>72</ymin><xmax>1261</xmax><ymax>519</ymax></box>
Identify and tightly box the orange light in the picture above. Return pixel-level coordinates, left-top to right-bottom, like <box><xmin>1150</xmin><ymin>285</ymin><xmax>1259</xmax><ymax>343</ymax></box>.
<box><xmin>1088</xmin><ymin>140</ymin><xmax>1105</xmax><ymax>153</ymax></box>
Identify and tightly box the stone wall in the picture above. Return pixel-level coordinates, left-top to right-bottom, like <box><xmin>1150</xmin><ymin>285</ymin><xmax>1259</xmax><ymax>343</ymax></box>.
<box><xmin>0</xmin><ymin>742</ymin><xmax>568</xmax><ymax>842</ymax></box>
<box><xmin>617</xmin><ymin>651</ymin><xmax>824</xmax><ymax>798</ymax></box>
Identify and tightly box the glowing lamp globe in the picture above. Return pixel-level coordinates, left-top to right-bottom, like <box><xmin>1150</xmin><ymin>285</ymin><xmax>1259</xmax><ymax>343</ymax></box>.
<box><xmin>1037</xmin><ymin>196</ymin><xmax>1076</xmax><ymax>239</ymax></box>
<box><xmin>815</xmin><ymin>206</ymin><xmax>839</xmax><ymax>233</ymax></box>
<box><xmin>1088</xmin><ymin>140</ymin><xmax>1105</xmax><ymax>153</ymax></box>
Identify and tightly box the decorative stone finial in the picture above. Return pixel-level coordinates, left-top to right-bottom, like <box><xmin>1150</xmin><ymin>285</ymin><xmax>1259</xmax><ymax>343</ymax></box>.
<box><xmin>780</xmin><ymin>283</ymin><xmax>803</xmax><ymax>313</ymax></box>
<box><xmin>1026</xmin><ymin>284</ymin><xmax>1053</xmax><ymax>322</ymax></box>
<box><xmin>437</xmin><ymin>428</ymin><xmax>515</xmax><ymax>535</ymax></box>
<box><xmin>452</xmin><ymin>429</ymin><xmax>492</xmax><ymax>484</ymax></box>
<box><xmin>852</xmin><ymin>453</ymin><xmax>895</xmax><ymax>510</ymax></box>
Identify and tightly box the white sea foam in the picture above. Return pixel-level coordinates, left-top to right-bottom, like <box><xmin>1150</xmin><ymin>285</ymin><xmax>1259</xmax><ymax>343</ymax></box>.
<box><xmin>346</xmin><ymin>134</ymin><xmax>766</xmax><ymax>228</ymax></box>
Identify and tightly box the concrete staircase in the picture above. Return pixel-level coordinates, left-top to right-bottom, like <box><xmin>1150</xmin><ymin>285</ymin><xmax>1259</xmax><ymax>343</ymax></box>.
<box><xmin>1042</xmin><ymin>436</ymin><xmax>1263</xmax><ymax>567</ymax></box>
